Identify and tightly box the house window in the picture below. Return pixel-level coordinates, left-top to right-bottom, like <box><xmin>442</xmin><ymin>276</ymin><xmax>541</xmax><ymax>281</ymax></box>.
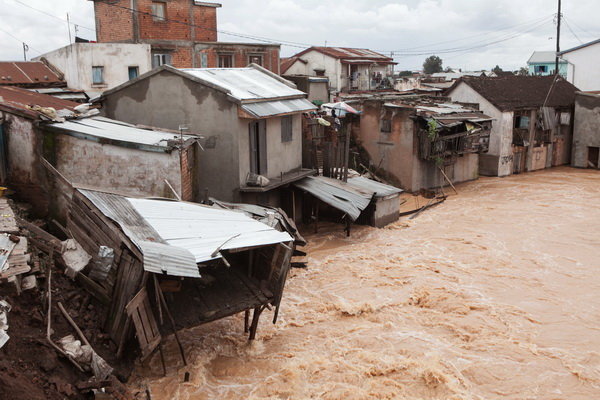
<box><xmin>381</xmin><ymin>118</ymin><xmax>392</xmax><ymax>133</ymax></box>
<box><xmin>248</xmin><ymin>54</ymin><xmax>263</xmax><ymax>66</ymax></box>
<box><xmin>152</xmin><ymin>53</ymin><xmax>171</xmax><ymax>68</ymax></box>
<box><xmin>92</xmin><ymin>66</ymin><xmax>104</xmax><ymax>84</ymax></box>
<box><xmin>281</xmin><ymin>116</ymin><xmax>293</xmax><ymax>142</ymax></box>
<box><xmin>534</xmin><ymin>65</ymin><xmax>547</xmax><ymax>74</ymax></box>
<box><xmin>128</xmin><ymin>66</ymin><xmax>139</xmax><ymax>80</ymax></box>
<box><xmin>218</xmin><ymin>54</ymin><xmax>233</xmax><ymax>68</ymax></box>
<box><xmin>514</xmin><ymin>116</ymin><xmax>530</xmax><ymax>129</ymax></box>
<box><xmin>151</xmin><ymin>1</ymin><xmax>166</xmax><ymax>21</ymax></box>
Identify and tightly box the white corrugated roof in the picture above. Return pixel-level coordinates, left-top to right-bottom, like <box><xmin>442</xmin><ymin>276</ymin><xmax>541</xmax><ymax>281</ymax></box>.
<box><xmin>79</xmin><ymin>189</ymin><xmax>293</xmax><ymax>278</ymax></box>
<box><xmin>179</xmin><ymin>68</ymin><xmax>304</xmax><ymax>101</ymax></box>
<box><xmin>294</xmin><ymin>176</ymin><xmax>375</xmax><ymax>221</ymax></box>
<box><xmin>242</xmin><ymin>98</ymin><xmax>316</xmax><ymax>118</ymax></box>
<box><xmin>128</xmin><ymin>199</ymin><xmax>293</xmax><ymax>264</ymax></box>
<box><xmin>47</xmin><ymin>116</ymin><xmax>194</xmax><ymax>149</ymax></box>
<box><xmin>527</xmin><ymin>51</ymin><xmax>558</xmax><ymax>64</ymax></box>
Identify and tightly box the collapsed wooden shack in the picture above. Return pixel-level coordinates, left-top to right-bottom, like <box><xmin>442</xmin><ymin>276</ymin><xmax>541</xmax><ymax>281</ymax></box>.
<box><xmin>67</xmin><ymin>188</ymin><xmax>294</xmax><ymax>361</ymax></box>
<box><xmin>293</xmin><ymin>175</ymin><xmax>403</xmax><ymax>234</ymax></box>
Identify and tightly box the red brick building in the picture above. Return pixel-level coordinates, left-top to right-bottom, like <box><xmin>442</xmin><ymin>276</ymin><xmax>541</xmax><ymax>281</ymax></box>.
<box><xmin>90</xmin><ymin>0</ymin><xmax>280</xmax><ymax>73</ymax></box>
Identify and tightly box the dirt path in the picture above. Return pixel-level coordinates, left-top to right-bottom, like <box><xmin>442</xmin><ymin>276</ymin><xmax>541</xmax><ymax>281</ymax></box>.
<box><xmin>134</xmin><ymin>167</ymin><xmax>600</xmax><ymax>400</ymax></box>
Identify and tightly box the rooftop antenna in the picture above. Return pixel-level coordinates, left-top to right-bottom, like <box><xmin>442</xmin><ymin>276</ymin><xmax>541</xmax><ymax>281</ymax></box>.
<box><xmin>555</xmin><ymin>0</ymin><xmax>562</xmax><ymax>75</ymax></box>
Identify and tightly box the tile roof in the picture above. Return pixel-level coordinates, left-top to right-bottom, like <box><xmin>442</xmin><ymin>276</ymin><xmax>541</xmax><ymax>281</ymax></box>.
<box><xmin>449</xmin><ymin>75</ymin><xmax>579</xmax><ymax>111</ymax></box>
<box><xmin>294</xmin><ymin>47</ymin><xmax>395</xmax><ymax>64</ymax></box>
<box><xmin>0</xmin><ymin>62</ymin><xmax>64</xmax><ymax>87</ymax></box>
<box><xmin>280</xmin><ymin>57</ymin><xmax>299</xmax><ymax>74</ymax></box>
<box><xmin>0</xmin><ymin>86</ymin><xmax>78</xmax><ymax>119</ymax></box>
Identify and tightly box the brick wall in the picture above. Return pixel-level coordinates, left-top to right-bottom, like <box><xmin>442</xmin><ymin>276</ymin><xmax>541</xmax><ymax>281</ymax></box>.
<box><xmin>171</xmin><ymin>47</ymin><xmax>194</xmax><ymax>68</ymax></box>
<box><xmin>196</xmin><ymin>46</ymin><xmax>281</xmax><ymax>73</ymax></box>
<box><xmin>193</xmin><ymin>6</ymin><xmax>218</xmax><ymax>42</ymax></box>
<box><xmin>94</xmin><ymin>0</ymin><xmax>217</xmax><ymax>43</ymax></box>
<box><xmin>180</xmin><ymin>145</ymin><xmax>194</xmax><ymax>201</ymax></box>
<box><xmin>94</xmin><ymin>0</ymin><xmax>135</xmax><ymax>43</ymax></box>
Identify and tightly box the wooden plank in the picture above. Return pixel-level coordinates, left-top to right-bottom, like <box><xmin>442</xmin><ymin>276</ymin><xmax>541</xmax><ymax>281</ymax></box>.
<box><xmin>76</xmin><ymin>272</ymin><xmax>110</xmax><ymax>305</ymax></box>
<box><xmin>126</xmin><ymin>287</ymin><xmax>161</xmax><ymax>360</ymax></box>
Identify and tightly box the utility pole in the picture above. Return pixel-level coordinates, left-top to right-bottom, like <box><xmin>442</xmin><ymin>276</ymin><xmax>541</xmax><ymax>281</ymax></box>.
<box><xmin>67</xmin><ymin>13</ymin><xmax>72</xmax><ymax>43</ymax></box>
<box><xmin>555</xmin><ymin>0</ymin><xmax>561</xmax><ymax>75</ymax></box>
<box><xmin>22</xmin><ymin>43</ymin><xmax>28</xmax><ymax>61</ymax></box>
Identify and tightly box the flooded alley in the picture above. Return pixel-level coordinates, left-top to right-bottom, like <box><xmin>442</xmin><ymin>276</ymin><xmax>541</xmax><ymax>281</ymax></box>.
<box><xmin>136</xmin><ymin>167</ymin><xmax>600</xmax><ymax>400</ymax></box>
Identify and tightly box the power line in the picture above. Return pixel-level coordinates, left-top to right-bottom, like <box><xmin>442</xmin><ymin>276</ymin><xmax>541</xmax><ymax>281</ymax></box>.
<box><xmin>386</xmin><ymin>17</ymin><xmax>553</xmax><ymax>56</ymax></box>
<box><xmin>0</xmin><ymin>26</ymin><xmax>44</xmax><ymax>56</ymax></box>
<box><xmin>562</xmin><ymin>17</ymin><xmax>583</xmax><ymax>44</ymax></box>
<box><xmin>9</xmin><ymin>0</ymin><xmax>96</xmax><ymax>32</ymax></box>
<box><xmin>383</xmin><ymin>14</ymin><xmax>554</xmax><ymax>53</ymax></box>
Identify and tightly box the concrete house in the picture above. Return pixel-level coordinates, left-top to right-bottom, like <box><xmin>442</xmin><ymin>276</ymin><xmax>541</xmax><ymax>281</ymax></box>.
<box><xmin>447</xmin><ymin>76</ymin><xmax>578</xmax><ymax>177</ymax></box>
<box><xmin>35</xmin><ymin>43</ymin><xmax>153</xmax><ymax>98</ymax></box>
<box><xmin>0</xmin><ymin>86</ymin><xmax>200</xmax><ymax>218</ymax></box>
<box><xmin>356</xmin><ymin>98</ymin><xmax>492</xmax><ymax>192</ymax></box>
<box><xmin>572</xmin><ymin>92</ymin><xmax>600</xmax><ymax>169</ymax></box>
<box><xmin>89</xmin><ymin>0</ymin><xmax>281</xmax><ymax>73</ymax></box>
<box><xmin>93</xmin><ymin>64</ymin><xmax>316</xmax><ymax>208</ymax></box>
<box><xmin>282</xmin><ymin>47</ymin><xmax>396</xmax><ymax>96</ymax></box>
<box><xmin>527</xmin><ymin>51</ymin><xmax>568</xmax><ymax>77</ymax></box>
<box><xmin>559</xmin><ymin>38</ymin><xmax>600</xmax><ymax>91</ymax></box>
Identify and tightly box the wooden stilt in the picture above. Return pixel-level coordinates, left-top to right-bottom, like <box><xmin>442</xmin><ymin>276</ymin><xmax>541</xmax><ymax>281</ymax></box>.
<box><xmin>153</xmin><ymin>275</ymin><xmax>187</xmax><ymax>366</ymax></box>
<box><xmin>244</xmin><ymin>310</ymin><xmax>250</xmax><ymax>333</ymax></box>
<box><xmin>158</xmin><ymin>344</ymin><xmax>167</xmax><ymax>377</ymax></box>
<box><xmin>345</xmin><ymin>216</ymin><xmax>351</xmax><ymax>237</ymax></box>
<box><xmin>249</xmin><ymin>306</ymin><xmax>264</xmax><ymax>341</ymax></box>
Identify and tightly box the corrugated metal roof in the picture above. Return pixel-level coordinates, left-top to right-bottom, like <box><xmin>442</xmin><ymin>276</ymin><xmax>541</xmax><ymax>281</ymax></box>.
<box><xmin>78</xmin><ymin>189</ymin><xmax>293</xmax><ymax>278</ymax></box>
<box><xmin>241</xmin><ymin>98</ymin><xmax>316</xmax><ymax>118</ymax></box>
<box><xmin>306</xmin><ymin>47</ymin><xmax>394</xmax><ymax>62</ymax></box>
<box><xmin>0</xmin><ymin>86</ymin><xmax>78</xmax><ymax>118</ymax></box>
<box><xmin>347</xmin><ymin>177</ymin><xmax>403</xmax><ymax>198</ymax></box>
<box><xmin>527</xmin><ymin>51</ymin><xmax>561</xmax><ymax>64</ymax></box>
<box><xmin>46</xmin><ymin>116</ymin><xmax>194</xmax><ymax>150</ymax></box>
<box><xmin>0</xmin><ymin>61</ymin><xmax>63</xmax><ymax>86</ymax></box>
<box><xmin>128</xmin><ymin>198</ymin><xmax>293</xmax><ymax>263</ymax></box>
<box><xmin>180</xmin><ymin>68</ymin><xmax>304</xmax><ymax>101</ymax></box>
<box><xmin>294</xmin><ymin>176</ymin><xmax>375</xmax><ymax>221</ymax></box>
<box><xmin>79</xmin><ymin>189</ymin><xmax>201</xmax><ymax>278</ymax></box>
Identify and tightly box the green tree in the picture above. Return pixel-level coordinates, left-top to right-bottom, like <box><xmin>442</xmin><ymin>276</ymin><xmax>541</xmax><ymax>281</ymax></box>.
<box><xmin>398</xmin><ymin>70</ymin><xmax>413</xmax><ymax>77</ymax></box>
<box><xmin>517</xmin><ymin>67</ymin><xmax>529</xmax><ymax>76</ymax></box>
<box><xmin>423</xmin><ymin>55</ymin><xmax>443</xmax><ymax>74</ymax></box>
<box><xmin>492</xmin><ymin>65</ymin><xmax>503</xmax><ymax>75</ymax></box>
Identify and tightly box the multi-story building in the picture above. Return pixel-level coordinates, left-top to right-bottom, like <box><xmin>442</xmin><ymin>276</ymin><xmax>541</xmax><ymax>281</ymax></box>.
<box><xmin>89</xmin><ymin>0</ymin><xmax>281</xmax><ymax>73</ymax></box>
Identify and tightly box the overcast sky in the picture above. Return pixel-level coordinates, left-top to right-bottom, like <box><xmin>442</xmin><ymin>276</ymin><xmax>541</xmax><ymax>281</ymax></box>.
<box><xmin>1</xmin><ymin>0</ymin><xmax>598</xmax><ymax>71</ymax></box>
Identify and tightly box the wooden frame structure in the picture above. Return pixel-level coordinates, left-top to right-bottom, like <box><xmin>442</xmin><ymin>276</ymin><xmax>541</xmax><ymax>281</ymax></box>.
<box><xmin>66</xmin><ymin>189</ymin><xmax>294</xmax><ymax>361</ymax></box>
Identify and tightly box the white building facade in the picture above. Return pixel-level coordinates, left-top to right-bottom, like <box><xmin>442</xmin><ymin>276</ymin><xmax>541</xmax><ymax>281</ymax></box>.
<box><xmin>282</xmin><ymin>47</ymin><xmax>395</xmax><ymax>96</ymax></box>
<box><xmin>35</xmin><ymin>43</ymin><xmax>152</xmax><ymax>97</ymax></box>
<box><xmin>559</xmin><ymin>39</ymin><xmax>600</xmax><ymax>92</ymax></box>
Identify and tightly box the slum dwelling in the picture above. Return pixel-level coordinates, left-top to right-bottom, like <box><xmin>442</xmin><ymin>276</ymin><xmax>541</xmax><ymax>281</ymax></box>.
<box><xmin>355</xmin><ymin>97</ymin><xmax>492</xmax><ymax>193</ymax></box>
<box><xmin>66</xmin><ymin>188</ymin><xmax>295</xmax><ymax>363</ymax></box>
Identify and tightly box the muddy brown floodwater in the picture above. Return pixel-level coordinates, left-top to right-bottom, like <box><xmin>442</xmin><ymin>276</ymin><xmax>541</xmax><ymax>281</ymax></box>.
<box><xmin>132</xmin><ymin>167</ymin><xmax>600</xmax><ymax>400</ymax></box>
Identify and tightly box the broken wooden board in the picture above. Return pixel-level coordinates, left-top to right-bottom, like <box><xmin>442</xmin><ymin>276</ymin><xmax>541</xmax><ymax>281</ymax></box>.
<box><xmin>0</xmin><ymin>236</ymin><xmax>31</xmax><ymax>280</ymax></box>
<box><xmin>125</xmin><ymin>287</ymin><xmax>161</xmax><ymax>361</ymax></box>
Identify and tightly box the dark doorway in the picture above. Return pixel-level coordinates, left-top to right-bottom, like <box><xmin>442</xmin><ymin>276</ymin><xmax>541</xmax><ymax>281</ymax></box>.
<box><xmin>249</xmin><ymin>120</ymin><xmax>267</xmax><ymax>175</ymax></box>
<box><xmin>588</xmin><ymin>146</ymin><xmax>599</xmax><ymax>168</ymax></box>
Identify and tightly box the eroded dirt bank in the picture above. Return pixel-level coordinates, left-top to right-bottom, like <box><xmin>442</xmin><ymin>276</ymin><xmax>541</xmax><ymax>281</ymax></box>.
<box><xmin>134</xmin><ymin>167</ymin><xmax>600</xmax><ymax>400</ymax></box>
